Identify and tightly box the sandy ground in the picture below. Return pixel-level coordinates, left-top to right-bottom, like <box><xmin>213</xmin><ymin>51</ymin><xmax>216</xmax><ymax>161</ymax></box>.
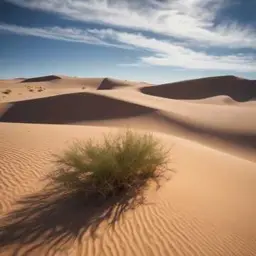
<box><xmin>0</xmin><ymin>75</ymin><xmax>256</xmax><ymax>256</ymax></box>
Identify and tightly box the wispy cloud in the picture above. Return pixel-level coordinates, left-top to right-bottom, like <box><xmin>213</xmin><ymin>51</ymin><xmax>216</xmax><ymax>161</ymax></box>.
<box><xmin>0</xmin><ymin>23</ymin><xmax>131</xmax><ymax>49</ymax></box>
<box><xmin>5</xmin><ymin>0</ymin><xmax>256</xmax><ymax>49</ymax></box>
<box><xmin>1</xmin><ymin>23</ymin><xmax>255</xmax><ymax>72</ymax></box>
<box><xmin>90</xmin><ymin>28</ymin><xmax>256</xmax><ymax>72</ymax></box>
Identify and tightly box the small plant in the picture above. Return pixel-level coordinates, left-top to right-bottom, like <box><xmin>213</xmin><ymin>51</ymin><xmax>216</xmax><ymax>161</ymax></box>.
<box><xmin>37</xmin><ymin>86</ymin><xmax>45</xmax><ymax>92</ymax></box>
<box><xmin>2</xmin><ymin>89</ymin><xmax>12</xmax><ymax>94</ymax></box>
<box><xmin>52</xmin><ymin>130</ymin><xmax>170</xmax><ymax>198</ymax></box>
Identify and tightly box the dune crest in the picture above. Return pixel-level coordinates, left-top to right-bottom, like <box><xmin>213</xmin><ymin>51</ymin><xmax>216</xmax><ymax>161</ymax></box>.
<box><xmin>0</xmin><ymin>92</ymin><xmax>156</xmax><ymax>124</ymax></box>
<box><xmin>21</xmin><ymin>75</ymin><xmax>62</xmax><ymax>83</ymax></box>
<box><xmin>141</xmin><ymin>75</ymin><xmax>256</xmax><ymax>101</ymax></box>
<box><xmin>1</xmin><ymin>89</ymin><xmax>256</xmax><ymax>161</ymax></box>
<box><xmin>98</xmin><ymin>77</ymin><xmax>137</xmax><ymax>90</ymax></box>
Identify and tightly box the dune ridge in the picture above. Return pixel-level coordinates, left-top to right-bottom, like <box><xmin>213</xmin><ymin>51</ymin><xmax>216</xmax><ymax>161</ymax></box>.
<box><xmin>18</xmin><ymin>75</ymin><xmax>138</xmax><ymax>90</ymax></box>
<box><xmin>0</xmin><ymin>92</ymin><xmax>156</xmax><ymax>124</ymax></box>
<box><xmin>1</xmin><ymin>90</ymin><xmax>256</xmax><ymax>161</ymax></box>
<box><xmin>21</xmin><ymin>75</ymin><xmax>62</xmax><ymax>83</ymax></box>
<box><xmin>98</xmin><ymin>78</ymin><xmax>138</xmax><ymax>90</ymax></box>
<box><xmin>141</xmin><ymin>76</ymin><xmax>256</xmax><ymax>102</ymax></box>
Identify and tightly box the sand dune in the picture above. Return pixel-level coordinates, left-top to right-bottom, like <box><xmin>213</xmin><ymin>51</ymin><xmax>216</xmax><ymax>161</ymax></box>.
<box><xmin>15</xmin><ymin>77</ymin><xmax>25</xmax><ymax>79</ymax></box>
<box><xmin>98</xmin><ymin>78</ymin><xmax>138</xmax><ymax>90</ymax></box>
<box><xmin>22</xmin><ymin>77</ymin><xmax>104</xmax><ymax>89</ymax></box>
<box><xmin>0</xmin><ymin>92</ymin><xmax>157</xmax><ymax>124</ymax></box>
<box><xmin>188</xmin><ymin>95</ymin><xmax>256</xmax><ymax>106</ymax></box>
<box><xmin>189</xmin><ymin>95</ymin><xmax>241</xmax><ymax>105</ymax></box>
<box><xmin>0</xmin><ymin>76</ymin><xmax>141</xmax><ymax>93</ymax></box>
<box><xmin>1</xmin><ymin>75</ymin><xmax>256</xmax><ymax>256</ymax></box>
<box><xmin>141</xmin><ymin>76</ymin><xmax>256</xmax><ymax>101</ymax></box>
<box><xmin>1</xmin><ymin>88</ymin><xmax>256</xmax><ymax>161</ymax></box>
<box><xmin>1</xmin><ymin>124</ymin><xmax>256</xmax><ymax>256</ymax></box>
<box><xmin>21</xmin><ymin>75</ymin><xmax>62</xmax><ymax>83</ymax></box>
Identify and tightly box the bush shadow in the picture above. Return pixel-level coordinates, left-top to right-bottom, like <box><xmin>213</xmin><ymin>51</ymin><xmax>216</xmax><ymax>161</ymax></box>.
<box><xmin>0</xmin><ymin>177</ymin><xmax>168</xmax><ymax>255</ymax></box>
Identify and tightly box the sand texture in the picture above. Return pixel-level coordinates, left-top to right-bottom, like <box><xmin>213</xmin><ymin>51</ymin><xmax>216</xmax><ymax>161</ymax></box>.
<box><xmin>1</xmin><ymin>75</ymin><xmax>256</xmax><ymax>256</ymax></box>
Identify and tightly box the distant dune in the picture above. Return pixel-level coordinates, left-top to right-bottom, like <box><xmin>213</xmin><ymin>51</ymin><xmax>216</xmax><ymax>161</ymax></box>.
<box><xmin>98</xmin><ymin>78</ymin><xmax>137</xmax><ymax>90</ymax></box>
<box><xmin>21</xmin><ymin>75</ymin><xmax>62</xmax><ymax>83</ymax></box>
<box><xmin>141</xmin><ymin>76</ymin><xmax>256</xmax><ymax>101</ymax></box>
<box><xmin>14</xmin><ymin>78</ymin><xmax>26</xmax><ymax>80</ymax></box>
<box><xmin>1</xmin><ymin>76</ymin><xmax>140</xmax><ymax>91</ymax></box>
<box><xmin>192</xmin><ymin>95</ymin><xmax>255</xmax><ymax>105</ymax></box>
<box><xmin>0</xmin><ymin>92</ymin><xmax>156</xmax><ymax>124</ymax></box>
<box><xmin>1</xmin><ymin>90</ymin><xmax>256</xmax><ymax>157</ymax></box>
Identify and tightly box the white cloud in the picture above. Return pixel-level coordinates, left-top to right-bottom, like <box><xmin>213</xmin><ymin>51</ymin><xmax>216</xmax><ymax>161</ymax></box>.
<box><xmin>89</xmin><ymin>28</ymin><xmax>256</xmax><ymax>72</ymax></box>
<box><xmin>0</xmin><ymin>23</ymin><xmax>132</xmax><ymax>49</ymax></box>
<box><xmin>1</xmin><ymin>23</ymin><xmax>255</xmax><ymax>72</ymax></box>
<box><xmin>5</xmin><ymin>0</ymin><xmax>256</xmax><ymax>49</ymax></box>
<box><xmin>2</xmin><ymin>0</ymin><xmax>256</xmax><ymax>72</ymax></box>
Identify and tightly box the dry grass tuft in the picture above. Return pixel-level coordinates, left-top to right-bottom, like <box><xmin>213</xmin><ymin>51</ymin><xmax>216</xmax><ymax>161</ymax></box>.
<box><xmin>51</xmin><ymin>130</ymin><xmax>171</xmax><ymax>198</ymax></box>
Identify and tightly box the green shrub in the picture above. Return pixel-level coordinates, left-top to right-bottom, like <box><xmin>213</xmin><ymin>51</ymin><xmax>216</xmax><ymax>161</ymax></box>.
<box><xmin>52</xmin><ymin>130</ymin><xmax>170</xmax><ymax>198</ymax></box>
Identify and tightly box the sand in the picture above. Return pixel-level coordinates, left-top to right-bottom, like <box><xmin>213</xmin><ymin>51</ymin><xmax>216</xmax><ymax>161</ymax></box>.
<box><xmin>0</xmin><ymin>75</ymin><xmax>256</xmax><ymax>256</ymax></box>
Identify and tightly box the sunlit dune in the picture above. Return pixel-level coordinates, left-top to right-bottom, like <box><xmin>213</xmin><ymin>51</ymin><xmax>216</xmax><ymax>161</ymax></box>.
<box><xmin>1</xmin><ymin>75</ymin><xmax>256</xmax><ymax>256</ymax></box>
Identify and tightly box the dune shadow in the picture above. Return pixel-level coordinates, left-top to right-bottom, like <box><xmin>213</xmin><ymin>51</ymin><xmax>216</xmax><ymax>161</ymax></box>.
<box><xmin>140</xmin><ymin>76</ymin><xmax>256</xmax><ymax>101</ymax></box>
<box><xmin>98</xmin><ymin>78</ymin><xmax>132</xmax><ymax>90</ymax></box>
<box><xmin>21</xmin><ymin>75</ymin><xmax>61</xmax><ymax>83</ymax></box>
<box><xmin>156</xmin><ymin>112</ymin><xmax>256</xmax><ymax>151</ymax></box>
<box><xmin>0</xmin><ymin>92</ymin><xmax>156</xmax><ymax>124</ymax></box>
<box><xmin>0</xmin><ymin>179</ymin><xmax>157</xmax><ymax>255</ymax></box>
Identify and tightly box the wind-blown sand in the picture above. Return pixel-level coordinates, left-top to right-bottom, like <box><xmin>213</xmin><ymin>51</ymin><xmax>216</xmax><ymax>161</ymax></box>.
<box><xmin>0</xmin><ymin>75</ymin><xmax>256</xmax><ymax>255</ymax></box>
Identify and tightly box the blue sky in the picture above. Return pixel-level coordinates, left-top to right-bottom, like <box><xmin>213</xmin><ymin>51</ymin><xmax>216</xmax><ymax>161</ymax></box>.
<box><xmin>0</xmin><ymin>0</ymin><xmax>255</xmax><ymax>83</ymax></box>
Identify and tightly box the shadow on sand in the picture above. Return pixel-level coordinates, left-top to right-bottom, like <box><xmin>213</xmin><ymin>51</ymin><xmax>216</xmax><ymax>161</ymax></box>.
<box><xmin>0</xmin><ymin>176</ymin><xmax>167</xmax><ymax>255</ymax></box>
<box><xmin>21</xmin><ymin>75</ymin><xmax>61</xmax><ymax>83</ymax></box>
<box><xmin>0</xmin><ymin>92</ymin><xmax>156</xmax><ymax>124</ymax></box>
<box><xmin>140</xmin><ymin>76</ymin><xmax>256</xmax><ymax>101</ymax></box>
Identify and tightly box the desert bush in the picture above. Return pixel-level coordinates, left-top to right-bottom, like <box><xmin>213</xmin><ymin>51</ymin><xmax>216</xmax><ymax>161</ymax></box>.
<box><xmin>2</xmin><ymin>89</ymin><xmax>11</xmax><ymax>94</ymax></box>
<box><xmin>52</xmin><ymin>130</ymin><xmax>170</xmax><ymax>198</ymax></box>
<box><xmin>37</xmin><ymin>86</ymin><xmax>45</xmax><ymax>92</ymax></box>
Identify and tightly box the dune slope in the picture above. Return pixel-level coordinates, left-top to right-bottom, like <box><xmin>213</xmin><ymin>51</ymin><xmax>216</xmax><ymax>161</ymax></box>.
<box><xmin>1</xmin><ymin>75</ymin><xmax>256</xmax><ymax>256</ymax></box>
<box><xmin>0</xmin><ymin>124</ymin><xmax>256</xmax><ymax>256</ymax></box>
<box><xmin>1</xmin><ymin>89</ymin><xmax>256</xmax><ymax>161</ymax></box>
<box><xmin>98</xmin><ymin>78</ymin><xmax>138</xmax><ymax>90</ymax></box>
<box><xmin>21</xmin><ymin>75</ymin><xmax>62</xmax><ymax>83</ymax></box>
<box><xmin>0</xmin><ymin>92</ymin><xmax>157</xmax><ymax>124</ymax></box>
<box><xmin>141</xmin><ymin>76</ymin><xmax>256</xmax><ymax>101</ymax></box>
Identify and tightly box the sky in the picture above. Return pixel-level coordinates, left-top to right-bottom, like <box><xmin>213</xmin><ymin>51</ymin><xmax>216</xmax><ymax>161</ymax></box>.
<box><xmin>0</xmin><ymin>0</ymin><xmax>255</xmax><ymax>83</ymax></box>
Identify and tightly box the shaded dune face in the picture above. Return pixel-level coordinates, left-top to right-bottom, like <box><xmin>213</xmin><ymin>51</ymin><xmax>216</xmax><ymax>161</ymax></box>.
<box><xmin>1</xmin><ymin>91</ymin><xmax>256</xmax><ymax>155</ymax></box>
<box><xmin>98</xmin><ymin>78</ymin><xmax>134</xmax><ymax>90</ymax></box>
<box><xmin>141</xmin><ymin>76</ymin><xmax>256</xmax><ymax>101</ymax></box>
<box><xmin>0</xmin><ymin>92</ymin><xmax>156</xmax><ymax>124</ymax></box>
<box><xmin>21</xmin><ymin>75</ymin><xmax>62</xmax><ymax>83</ymax></box>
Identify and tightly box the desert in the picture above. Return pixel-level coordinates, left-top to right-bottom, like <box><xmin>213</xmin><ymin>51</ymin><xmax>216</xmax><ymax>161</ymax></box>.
<box><xmin>1</xmin><ymin>75</ymin><xmax>256</xmax><ymax>256</ymax></box>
